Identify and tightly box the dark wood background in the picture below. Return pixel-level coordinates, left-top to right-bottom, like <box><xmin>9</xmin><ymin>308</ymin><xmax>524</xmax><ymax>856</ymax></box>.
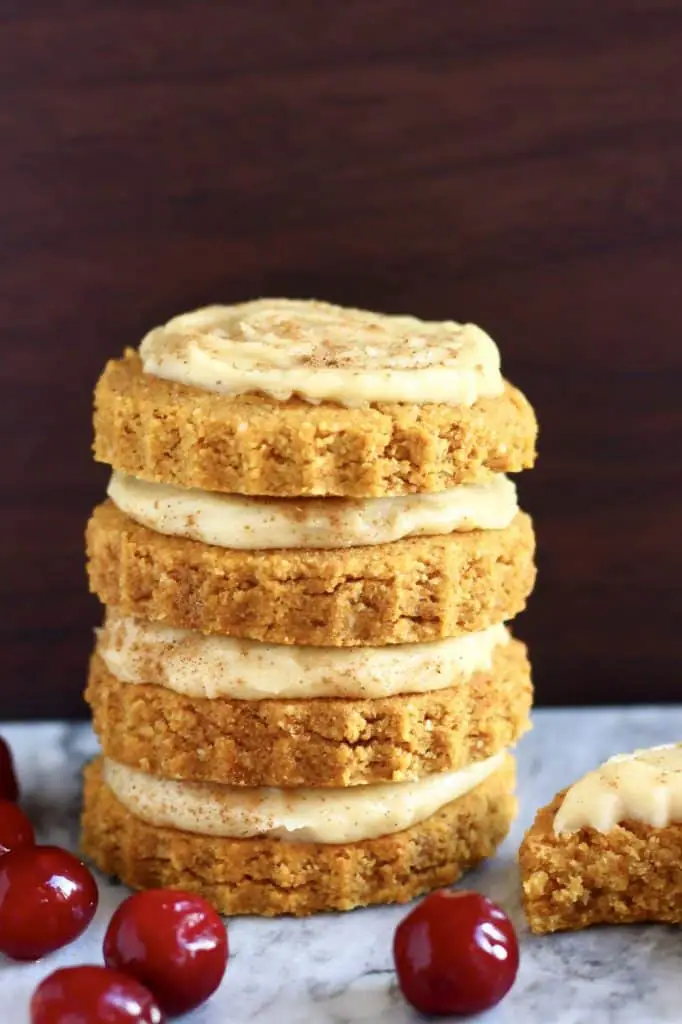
<box><xmin>1</xmin><ymin>0</ymin><xmax>681</xmax><ymax>719</ymax></box>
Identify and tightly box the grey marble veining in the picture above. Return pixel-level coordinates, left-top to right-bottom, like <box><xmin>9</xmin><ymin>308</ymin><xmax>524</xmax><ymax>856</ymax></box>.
<box><xmin>3</xmin><ymin>708</ymin><xmax>682</xmax><ymax>1024</ymax></box>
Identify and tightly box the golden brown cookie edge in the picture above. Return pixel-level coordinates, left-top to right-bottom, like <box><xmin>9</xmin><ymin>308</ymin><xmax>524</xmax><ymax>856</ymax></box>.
<box><xmin>86</xmin><ymin>504</ymin><xmax>536</xmax><ymax>645</ymax></box>
<box><xmin>94</xmin><ymin>352</ymin><xmax>537</xmax><ymax>497</ymax></box>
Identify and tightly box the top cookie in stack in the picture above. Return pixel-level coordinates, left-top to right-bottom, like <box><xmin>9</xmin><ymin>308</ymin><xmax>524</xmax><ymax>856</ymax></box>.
<box><xmin>82</xmin><ymin>299</ymin><xmax>538</xmax><ymax>917</ymax></box>
<box><xmin>92</xmin><ymin>300</ymin><xmax>534</xmax><ymax>499</ymax></box>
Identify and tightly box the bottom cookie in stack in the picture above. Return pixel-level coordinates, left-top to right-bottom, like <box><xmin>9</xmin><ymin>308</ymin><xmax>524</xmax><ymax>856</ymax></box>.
<box><xmin>82</xmin><ymin>752</ymin><xmax>516</xmax><ymax>917</ymax></box>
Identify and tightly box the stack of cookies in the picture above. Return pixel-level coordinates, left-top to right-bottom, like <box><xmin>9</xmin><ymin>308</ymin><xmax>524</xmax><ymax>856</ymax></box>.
<box><xmin>81</xmin><ymin>299</ymin><xmax>538</xmax><ymax>916</ymax></box>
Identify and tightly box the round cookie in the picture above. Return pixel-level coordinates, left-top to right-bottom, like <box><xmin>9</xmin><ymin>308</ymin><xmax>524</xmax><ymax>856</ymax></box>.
<box><xmin>86</xmin><ymin>504</ymin><xmax>536</xmax><ymax>646</ymax></box>
<box><xmin>94</xmin><ymin>352</ymin><xmax>537</xmax><ymax>498</ymax></box>
<box><xmin>86</xmin><ymin>638</ymin><xmax>531</xmax><ymax>787</ymax></box>
<box><xmin>81</xmin><ymin>755</ymin><xmax>516</xmax><ymax>917</ymax></box>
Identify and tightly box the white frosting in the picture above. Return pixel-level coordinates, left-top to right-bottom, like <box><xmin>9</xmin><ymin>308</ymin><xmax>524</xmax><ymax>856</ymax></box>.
<box><xmin>554</xmin><ymin>744</ymin><xmax>682</xmax><ymax>834</ymax></box>
<box><xmin>103</xmin><ymin>751</ymin><xmax>505</xmax><ymax>844</ymax></box>
<box><xmin>138</xmin><ymin>299</ymin><xmax>504</xmax><ymax>407</ymax></box>
<box><xmin>97</xmin><ymin>613</ymin><xmax>510</xmax><ymax>701</ymax></box>
<box><xmin>107</xmin><ymin>471</ymin><xmax>518</xmax><ymax>550</ymax></box>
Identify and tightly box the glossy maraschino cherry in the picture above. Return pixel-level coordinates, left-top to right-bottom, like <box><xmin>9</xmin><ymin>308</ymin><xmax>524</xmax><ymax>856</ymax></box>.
<box><xmin>0</xmin><ymin>845</ymin><xmax>98</xmax><ymax>960</ymax></box>
<box><xmin>104</xmin><ymin>889</ymin><xmax>228</xmax><ymax>1016</ymax></box>
<box><xmin>0</xmin><ymin>799</ymin><xmax>35</xmax><ymax>856</ymax></box>
<box><xmin>0</xmin><ymin>736</ymin><xmax>19</xmax><ymax>802</ymax></box>
<box><xmin>31</xmin><ymin>965</ymin><xmax>165</xmax><ymax>1024</ymax></box>
<box><xmin>393</xmin><ymin>889</ymin><xmax>519</xmax><ymax>1017</ymax></box>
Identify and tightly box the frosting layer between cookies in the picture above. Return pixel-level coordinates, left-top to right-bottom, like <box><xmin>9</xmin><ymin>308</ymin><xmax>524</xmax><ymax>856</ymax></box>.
<box><xmin>103</xmin><ymin>751</ymin><xmax>505</xmax><ymax>843</ymax></box>
<box><xmin>107</xmin><ymin>471</ymin><xmax>518</xmax><ymax>550</ymax></box>
<box><xmin>97</xmin><ymin>613</ymin><xmax>510</xmax><ymax>700</ymax></box>
<box><xmin>139</xmin><ymin>299</ymin><xmax>504</xmax><ymax>407</ymax></box>
<box><xmin>554</xmin><ymin>744</ymin><xmax>682</xmax><ymax>834</ymax></box>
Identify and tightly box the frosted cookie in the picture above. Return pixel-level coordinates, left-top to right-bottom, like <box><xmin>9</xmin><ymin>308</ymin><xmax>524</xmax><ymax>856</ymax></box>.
<box><xmin>86</xmin><ymin>620</ymin><xmax>532</xmax><ymax>786</ymax></box>
<box><xmin>82</xmin><ymin>753</ymin><xmax>516</xmax><ymax>917</ymax></box>
<box><xmin>520</xmin><ymin>745</ymin><xmax>682</xmax><ymax>934</ymax></box>
<box><xmin>86</xmin><ymin>503</ymin><xmax>535</xmax><ymax>645</ymax></box>
<box><xmin>93</xmin><ymin>300</ymin><xmax>537</xmax><ymax>498</ymax></box>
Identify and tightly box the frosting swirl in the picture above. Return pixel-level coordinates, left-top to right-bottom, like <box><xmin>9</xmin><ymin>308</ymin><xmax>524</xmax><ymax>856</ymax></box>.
<box><xmin>139</xmin><ymin>299</ymin><xmax>504</xmax><ymax>407</ymax></box>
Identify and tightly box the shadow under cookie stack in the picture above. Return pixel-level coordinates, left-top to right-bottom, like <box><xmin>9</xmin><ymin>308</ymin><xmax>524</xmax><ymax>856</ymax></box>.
<box><xmin>82</xmin><ymin>299</ymin><xmax>538</xmax><ymax>917</ymax></box>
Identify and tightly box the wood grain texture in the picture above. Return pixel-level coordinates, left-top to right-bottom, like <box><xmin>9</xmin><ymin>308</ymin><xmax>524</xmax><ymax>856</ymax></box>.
<box><xmin>1</xmin><ymin>0</ymin><xmax>681</xmax><ymax>717</ymax></box>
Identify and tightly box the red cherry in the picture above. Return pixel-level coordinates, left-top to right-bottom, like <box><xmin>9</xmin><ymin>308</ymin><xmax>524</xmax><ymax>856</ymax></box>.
<box><xmin>0</xmin><ymin>737</ymin><xmax>19</xmax><ymax>802</ymax></box>
<box><xmin>104</xmin><ymin>889</ymin><xmax>228</xmax><ymax>1016</ymax></box>
<box><xmin>31</xmin><ymin>965</ymin><xmax>165</xmax><ymax>1024</ymax></box>
<box><xmin>0</xmin><ymin>845</ymin><xmax>99</xmax><ymax>960</ymax></box>
<box><xmin>0</xmin><ymin>799</ymin><xmax>35</xmax><ymax>856</ymax></box>
<box><xmin>393</xmin><ymin>889</ymin><xmax>519</xmax><ymax>1017</ymax></box>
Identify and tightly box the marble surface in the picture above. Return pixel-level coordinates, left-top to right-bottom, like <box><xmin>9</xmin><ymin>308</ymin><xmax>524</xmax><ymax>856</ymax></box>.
<box><xmin>3</xmin><ymin>708</ymin><xmax>682</xmax><ymax>1023</ymax></box>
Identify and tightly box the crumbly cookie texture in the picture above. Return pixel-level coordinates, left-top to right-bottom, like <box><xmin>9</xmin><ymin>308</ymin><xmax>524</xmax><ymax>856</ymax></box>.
<box><xmin>82</xmin><ymin>755</ymin><xmax>516</xmax><ymax>917</ymax></box>
<box><xmin>86</xmin><ymin>638</ymin><xmax>531</xmax><ymax>787</ymax></box>
<box><xmin>86</xmin><ymin>504</ymin><xmax>536</xmax><ymax>646</ymax></box>
<box><xmin>520</xmin><ymin>792</ymin><xmax>682</xmax><ymax>933</ymax></box>
<box><xmin>93</xmin><ymin>352</ymin><xmax>537</xmax><ymax>497</ymax></box>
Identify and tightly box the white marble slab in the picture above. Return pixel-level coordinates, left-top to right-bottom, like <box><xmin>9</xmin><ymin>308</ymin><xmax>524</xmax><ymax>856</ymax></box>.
<box><xmin>2</xmin><ymin>708</ymin><xmax>682</xmax><ymax>1023</ymax></box>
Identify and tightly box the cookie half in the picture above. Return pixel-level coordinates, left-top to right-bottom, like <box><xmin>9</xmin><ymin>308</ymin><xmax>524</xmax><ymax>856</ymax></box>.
<box><xmin>82</xmin><ymin>755</ymin><xmax>516</xmax><ymax>917</ymax></box>
<box><xmin>521</xmin><ymin>744</ymin><xmax>682</xmax><ymax>933</ymax></box>
<box><xmin>86</xmin><ymin>504</ymin><xmax>536</xmax><ymax>645</ymax></box>
<box><xmin>520</xmin><ymin>791</ymin><xmax>682</xmax><ymax>933</ymax></box>
<box><xmin>94</xmin><ymin>353</ymin><xmax>537</xmax><ymax>498</ymax></box>
<box><xmin>86</xmin><ymin>637</ymin><xmax>531</xmax><ymax>787</ymax></box>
